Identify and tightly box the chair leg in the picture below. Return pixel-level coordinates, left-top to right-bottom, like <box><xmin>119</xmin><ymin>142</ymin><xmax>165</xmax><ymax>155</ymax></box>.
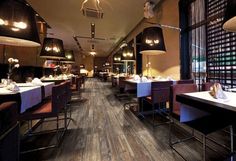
<box><xmin>64</xmin><ymin>107</ymin><xmax>68</xmax><ymax>129</ymax></box>
<box><xmin>152</xmin><ymin>103</ymin><xmax>155</xmax><ymax>127</ymax></box>
<box><xmin>230</xmin><ymin>125</ymin><xmax>234</xmax><ymax>153</ymax></box>
<box><xmin>203</xmin><ymin>135</ymin><xmax>206</xmax><ymax>161</ymax></box>
<box><xmin>169</xmin><ymin>117</ymin><xmax>173</xmax><ymax>147</ymax></box>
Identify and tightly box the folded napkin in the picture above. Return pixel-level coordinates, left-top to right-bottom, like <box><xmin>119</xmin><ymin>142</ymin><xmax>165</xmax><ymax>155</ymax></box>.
<box><xmin>166</xmin><ymin>76</ymin><xmax>175</xmax><ymax>81</ymax></box>
<box><xmin>155</xmin><ymin>76</ymin><xmax>167</xmax><ymax>81</ymax></box>
<box><xmin>141</xmin><ymin>76</ymin><xmax>148</xmax><ymax>82</ymax></box>
<box><xmin>32</xmin><ymin>78</ymin><xmax>43</xmax><ymax>86</ymax></box>
<box><xmin>210</xmin><ymin>83</ymin><xmax>227</xmax><ymax>99</ymax></box>
<box><xmin>154</xmin><ymin>76</ymin><xmax>162</xmax><ymax>80</ymax></box>
<box><xmin>6</xmin><ymin>82</ymin><xmax>19</xmax><ymax>92</ymax></box>
<box><xmin>133</xmin><ymin>75</ymin><xmax>140</xmax><ymax>81</ymax></box>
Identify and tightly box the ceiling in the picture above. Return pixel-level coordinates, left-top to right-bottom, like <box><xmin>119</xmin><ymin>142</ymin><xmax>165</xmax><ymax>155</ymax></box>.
<box><xmin>26</xmin><ymin>0</ymin><xmax>155</xmax><ymax>57</ymax></box>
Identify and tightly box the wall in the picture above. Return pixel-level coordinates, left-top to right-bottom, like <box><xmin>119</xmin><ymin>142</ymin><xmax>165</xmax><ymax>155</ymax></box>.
<box><xmin>0</xmin><ymin>45</ymin><xmax>42</xmax><ymax>66</ymax></box>
<box><xmin>94</xmin><ymin>57</ymin><xmax>107</xmax><ymax>71</ymax></box>
<box><xmin>111</xmin><ymin>0</ymin><xmax>180</xmax><ymax>80</ymax></box>
<box><xmin>143</xmin><ymin>0</ymin><xmax>180</xmax><ymax>79</ymax></box>
<box><xmin>0</xmin><ymin>22</ymin><xmax>46</xmax><ymax>67</ymax></box>
<box><xmin>78</xmin><ymin>54</ymin><xmax>94</xmax><ymax>77</ymax></box>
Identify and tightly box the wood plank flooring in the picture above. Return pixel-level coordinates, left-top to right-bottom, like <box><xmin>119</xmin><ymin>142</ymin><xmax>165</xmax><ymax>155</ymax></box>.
<box><xmin>21</xmin><ymin>78</ymin><xmax>231</xmax><ymax>161</ymax></box>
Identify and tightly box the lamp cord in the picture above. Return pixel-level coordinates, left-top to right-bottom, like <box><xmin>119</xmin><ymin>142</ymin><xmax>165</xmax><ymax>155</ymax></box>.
<box><xmin>145</xmin><ymin>21</ymin><xmax>181</xmax><ymax>31</ymax></box>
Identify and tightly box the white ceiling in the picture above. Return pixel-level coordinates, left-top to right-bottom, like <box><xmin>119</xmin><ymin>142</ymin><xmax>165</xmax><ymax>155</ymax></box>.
<box><xmin>27</xmin><ymin>0</ymin><xmax>156</xmax><ymax>57</ymax></box>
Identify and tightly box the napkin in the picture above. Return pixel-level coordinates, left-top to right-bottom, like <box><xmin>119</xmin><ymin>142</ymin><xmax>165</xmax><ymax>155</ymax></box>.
<box><xmin>6</xmin><ymin>82</ymin><xmax>19</xmax><ymax>92</ymax></box>
<box><xmin>166</xmin><ymin>76</ymin><xmax>175</xmax><ymax>81</ymax></box>
<box><xmin>210</xmin><ymin>83</ymin><xmax>227</xmax><ymax>99</ymax></box>
<box><xmin>141</xmin><ymin>76</ymin><xmax>148</xmax><ymax>82</ymax></box>
<box><xmin>133</xmin><ymin>75</ymin><xmax>140</xmax><ymax>81</ymax></box>
<box><xmin>32</xmin><ymin>78</ymin><xmax>43</xmax><ymax>86</ymax></box>
<box><xmin>154</xmin><ymin>76</ymin><xmax>162</xmax><ymax>80</ymax></box>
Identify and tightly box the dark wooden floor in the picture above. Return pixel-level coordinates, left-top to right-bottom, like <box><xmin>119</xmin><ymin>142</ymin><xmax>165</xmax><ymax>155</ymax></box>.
<box><xmin>21</xmin><ymin>78</ymin><xmax>232</xmax><ymax>161</ymax></box>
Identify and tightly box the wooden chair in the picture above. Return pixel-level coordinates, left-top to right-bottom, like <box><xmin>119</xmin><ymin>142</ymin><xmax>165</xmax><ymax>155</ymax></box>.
<box><xmin>0</xmin><ymin>102</ymin><xmax>19</xmax><ymax>161</ymax></box>
<box><xmin>20</xmin><ymin>82</ymin><xmax>68</xmax><ymax>154</ymax></box>
<box><xmin>141</xmin><ymin>81</ymin><xmax>173</xmax><ymax>127</ymax></box>
<box><xmin>169</xmin><ymin>83</ymin><xmax>233</xmax><ymax>161</ymax></box>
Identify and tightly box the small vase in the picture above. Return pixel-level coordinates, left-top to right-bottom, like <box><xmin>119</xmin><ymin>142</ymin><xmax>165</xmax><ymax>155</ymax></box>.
<box><xmin>7</xmin><ymin>73</ymin><xmax>12</xmax><ymax>85</ymax></box>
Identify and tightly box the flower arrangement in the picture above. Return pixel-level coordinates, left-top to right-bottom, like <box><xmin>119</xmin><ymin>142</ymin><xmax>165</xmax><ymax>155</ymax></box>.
<box><xmin>7</xmin><ymin>58</ymin><xmax>20</xmax><ymax>79</ymax></box>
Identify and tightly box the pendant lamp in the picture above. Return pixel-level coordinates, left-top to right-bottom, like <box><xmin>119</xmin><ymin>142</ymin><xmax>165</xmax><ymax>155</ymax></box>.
<box><xmin>62</xmin><ymin>50</ymin><xmax>75</xmax><ymax>63</ymax></box>
<box><xmin>0</xmin><ymin>0</ymin><xmax>40</xmax><ymax>47</ymax></box>
<box><xmin>40</xmin><ymin>38</ymin><xmax>65</xmax><ymax>60</ymax></box>
<box><xmin>140</xmin><ymin>26</ymin><xmax>166</xmax><ymax>55</ymax></box>
<box><xmin>223</xmin><ymin>0</ymin><xmax>236</xmax><ymax>32</ymax></box>
<box><xmin>121</xmin><ymin>46</ymin><xmax>135</xmax><ymax>61</ymax></box>
<box><xmin>113</xmin><ymin>52</ymin><xmax>123</xmax><ymax>65</ymax></box>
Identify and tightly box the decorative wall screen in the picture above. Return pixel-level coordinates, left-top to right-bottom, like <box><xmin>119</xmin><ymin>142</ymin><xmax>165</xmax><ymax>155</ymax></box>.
<box><xmin>206</xmin><ymin>0</ymin><xmax>236</xmax><ymax>88</ymax></box>
<box><xmin>187</xmin><ymin>0</ymin><xmax>236</xmax><ymax>89</ymax></box>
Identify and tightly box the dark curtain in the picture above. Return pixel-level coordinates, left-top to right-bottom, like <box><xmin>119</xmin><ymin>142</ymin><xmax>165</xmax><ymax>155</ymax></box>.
<box><xmin>179</xmin><ymin>0</ymin><xmax>191</xmax><ymax>79</ymax></box>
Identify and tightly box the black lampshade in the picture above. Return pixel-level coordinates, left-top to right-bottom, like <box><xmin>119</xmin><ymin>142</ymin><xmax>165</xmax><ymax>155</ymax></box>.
<box><xmin>223</xmin><ymin>0</ymin><xmax>236</xmax><ymax>32</ymax></box>
<box><xmin>0</xmin><ymin>0</ymin><xmax>40</xmax><ymax>47</ymax></box>
<box><xmin>140</xmin><ymin>26</ymin><xmax>166</xmax><ymax>55</ymax></box>
<box><xmin>113</xmin><ymin>52</ymin><xmax>123</xmax><ymax>64</ymax></box>
<box><xmin>40</xmin><ymin>38</ymin><xmax>65</xmax><ymax>60</ymax></box>
<box><xmin>62</xmin><ymin>50</ymin><xmax>75</xmax><ymax>63</ymax></box>
<box><xmin>121</xmin><ymin>46</ymin><xmax>135</xmax><ymax>61</ymax></box>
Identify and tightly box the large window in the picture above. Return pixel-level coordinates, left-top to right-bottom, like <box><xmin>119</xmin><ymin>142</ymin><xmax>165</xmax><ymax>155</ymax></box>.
<box><xmin>182</xmin><ymin>0</ymin><xmax>236</xmax><ymax>89</ymax></box>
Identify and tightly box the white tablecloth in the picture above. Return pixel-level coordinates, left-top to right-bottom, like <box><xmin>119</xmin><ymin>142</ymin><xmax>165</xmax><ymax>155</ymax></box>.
<box><xmin>0</xmin><ymin>82</ymin><xmax>55</xmax><ymax>113</ymax></box>
<box><xmin>19</xmin><ymin>86</ymin><xmax>42</xmax><ymax>113</ymax></box>
<box><xmin>42</xmin><ymin>82</ymin><xmax>54</xmax><ymax>98</ymax></box>
<box><xmin>180</xmin><ymin>91</ymin><xmax>236</xmax><ymax>122</ymax></box>
<box><xmin>125</xmin><ymin>80</ymin><xmax>152</xmax><ymax>98</ymax></box>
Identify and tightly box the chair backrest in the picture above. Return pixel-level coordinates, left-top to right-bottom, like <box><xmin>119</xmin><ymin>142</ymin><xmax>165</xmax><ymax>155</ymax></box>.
<box><xmin>75</xmin><ymin>77</ymin><xmax>82</xmax><ymax>92</ymax></box>
<box><xmin>170</xmin><ymin>84</ymin><xmax>197</xmax><ymax>118</ymax></box>
<box><xmin>202</xmin><ymin>82</ymin><xmax>214</xmax><ymax>91</ymax></box>
<box><xmin>119</xmin><ymin>76</ymin><xmax>126</xmax><ymax>89</ymax></box>
<box><xmin>65</xmin><ymin>80</ymin><xmax>72</xmax><ymax>103</ymax></box>
<box><xmin>176</xmin><ymin>79</ymin><xmax>194</xmax><ymax>84</ymax></box>
<box><xmin>151</xmin><ymin>81</ymin><xmax>173</xmax><ymax>105</ymax></box>
<box><xmin>51</xmin><ymin>82</ymin><xmax>67</xmax><ymax>114</ymax></box>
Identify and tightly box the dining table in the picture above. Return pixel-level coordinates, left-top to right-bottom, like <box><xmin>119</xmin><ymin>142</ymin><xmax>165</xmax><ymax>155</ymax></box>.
<box><xmin>123</xmin><ymin>78</ymin><xmax>176</xmax><ymax>115</ymax></box>
<box><xmin>0</xmin><ymin>82</ymin><xmax>54</xmax><ymax>113</ymax></box>
<box><xmin>124</xmin><ymin>79</ymin><xmax>153</xmax><ymax>98</ymax></box>
<box><xmin>124</xmin><ymin>79</ymin><xmax>176</xmax><ymax>97</ymax></box>
<box><xmin>176</xmin><ymin>91</ymin><xmax>236</xmax><ymax>122</ymax></box>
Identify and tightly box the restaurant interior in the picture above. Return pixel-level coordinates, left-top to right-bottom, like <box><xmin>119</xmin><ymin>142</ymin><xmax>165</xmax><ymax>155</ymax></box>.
<box><xmin>1</xmin><ymin>0</ymin><xmax>236</xmax><ymax>161</ymax></box>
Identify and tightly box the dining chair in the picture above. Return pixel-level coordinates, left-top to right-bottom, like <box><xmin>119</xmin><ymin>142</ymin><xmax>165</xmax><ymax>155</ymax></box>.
<box><xmin>169</xmin><ymin>83</ymin><xmax>233</xmax><ymax>161</ymax></box>
<box><xmin>115</xmin><ymin>77</ymin><xmax>131</xmax><ymax>100</ymax></box>
<box><xmin>202</xmin><ymin>82</ymin><xmax>214</xmax><ymax>91</ymax></box>
<box><xmin>0</xmin><ymin>101</ymin><xmax>19</xmax><ymax>161</ymax></box>
<box><xmin>141</xmin><ymin>81</ymin><xmax>173</xmax><ymax>127</ymax></box>
<box><xmin>176</xmin><ymin>79</ymin><xmax>194</xmax><ymax>84</ymax></box>
<box><xmin>71</xmin><ymin>76</ymin><xmax>81</xmax><ymax>92</ymax></box>
<box><xmin>19</xmin><ymin>82</ymin><xmax>68</xmax><ymax>154</ymax></box>
<box><xmin>70</xmin><ymin>76</ymin><xmax>84</xmax><ymax>102</ymax></box>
